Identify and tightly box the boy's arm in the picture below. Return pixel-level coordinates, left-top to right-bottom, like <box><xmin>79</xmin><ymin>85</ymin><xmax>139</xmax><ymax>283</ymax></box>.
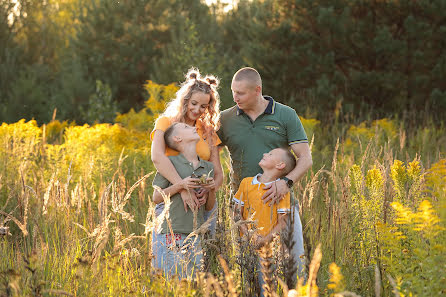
<box><xmin>258</xmin><ymin>213</ymin><xmax>289</xmax><ymax>245</ymax></box>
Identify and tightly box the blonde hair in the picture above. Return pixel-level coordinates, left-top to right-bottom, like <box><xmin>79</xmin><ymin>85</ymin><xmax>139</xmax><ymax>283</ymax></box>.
<box><xmin>279</xmin><ymin>147</ymin><xmax>296</xmax><ymax>176</ymax></box>
<box><xmin>161</xmin><ymin>68</ymin><xmax>220</xmax><ymax>141</ymax></box>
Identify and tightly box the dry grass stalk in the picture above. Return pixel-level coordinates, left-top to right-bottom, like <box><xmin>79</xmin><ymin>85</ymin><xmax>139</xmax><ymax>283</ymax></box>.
<box><xmin>98</xmin><ymin>181</ymin><xmax>113</xmax><ymax>223</ymax></box>
<box><xmin>277</xmin><ymin>278</ymin><xmax>289</xmax><ymax>297</ymax></box>
<box><xmin>360</xmin><ymin>139</ymin><xmax>373</xmax><ymax>171</ymax></box>
<box><xmin>205</xmin><ymin>272</ymin><xmax>225</xmax><ymax>297</ymax></box>
<box><xmin>43</xmin><ymin>174</ymin><xmax>55</xmax><ymax>215</ymax></box>
<box><xmin>399</xmin><ymin>128</ymin><xmax>406</xmax><ymax>152</ymax></box>
<box><xmin>334</xmin><ymin>292</ymin><xmax>362</xmax><ymax>297</ymax></box>
<box><xmin>184</xmin><ymin>207</ymin><xmax>217</xmax><ymax>244</ymax></box>
<box><xmin>152</xmin><ymin>184</ymin><xmax>182</xmax><ymax>263</ymax></box>
<box><xmin>309</xmin><ymin>134</ymin><xmax>315</xmax><ymax>152</ymax></box>
<box><xmin>374</xmin><ymin>264</ymin><xmax>381</xmax><ymax>297</ymax></box>
<box><xmin>282</xmin><ymin>209</ymin><xmax>297</xmax><ymax>288</ymax></box>
<box><xmin>307</xmin><ymin>243</ymin><xmax>322</xmax><ymax>297</ymax></box>
<box><xmin>91</xmin><ymin>214</ymin><xmax>112</xmax><ymax>265</ymax></box>
<box><xmin>64</xmin><ymin>161</ymin><xmax>72</xmax><ymax>207</ymax></box>
<box><xmin>111</xmin><ymin>227</ymin><xmax>144</xmax><ymax>254</ymax></box>
<box><xmin>386</xmin><ymin>274</ymin><xmax>401</xmax><ymax>297</ymax></box>
<box><xmin>143</xmin><ymin>198</ymin><xmax>155</xmax><ymax>237</ymax></box>
<box><xmin>217</xmin><ymin>255</ymin><xmax>237</xmax><ymax>297</ymax></box>
<box><xmin>0</xmin><ymin>210</ymin><xmax>28</xmax><ymax>236</ymax></box>
<box><xmin>331</xmin><ymin>138</ymin><xmax>339</xmax><ymax>192</ymax></box>
<box><xmin>111</xmin><ymin>173</ymin><xmax>152</xmax><ymax>222</ymax></box>
<box><xmin>42</xmin><ymin>289</ymin><xmax>74</xmax><ymax>296</ymax></box>
<box><xmin>259</xmin><ymin>242</ymin><xmax>274</xmax><ymax>297</ymax></box>
<box><xmin>70</xmin><ymin>181</ymin><xmax>83</xmax><ymax>213</ymax></box>
<box><xmin>301</xmin><ymin>167</ymin><xmax>324</xmax><ymax>209</ymax></box>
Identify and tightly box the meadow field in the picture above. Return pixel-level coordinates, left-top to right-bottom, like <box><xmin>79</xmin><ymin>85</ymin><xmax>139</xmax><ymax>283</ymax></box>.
<box><xmin>0</xmin><ymin>82</ymin><xmax>445</xmax><ymax>297</ymax></box>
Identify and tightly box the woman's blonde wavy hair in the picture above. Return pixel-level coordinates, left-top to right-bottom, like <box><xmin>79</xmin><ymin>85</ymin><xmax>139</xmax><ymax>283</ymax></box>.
<box><xmin>161</xmin><ymin>68</ymin><xmax>221</xmax><ymax>141</ymax></box>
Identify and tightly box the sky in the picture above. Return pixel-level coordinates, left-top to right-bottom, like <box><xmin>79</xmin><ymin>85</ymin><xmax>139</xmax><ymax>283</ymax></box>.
<box><xmin>205</xmin><ymin>0</ymin><xmax>236</xmax><ymax>12</ymax></box>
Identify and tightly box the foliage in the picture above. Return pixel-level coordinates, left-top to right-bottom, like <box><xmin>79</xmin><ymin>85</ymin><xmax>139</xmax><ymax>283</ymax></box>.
<box><xmin>115</xmin><ymin>80</ymin><xmax>178</xmax><ymax>132</ymax></box>
<box><xmin>243</xmin><ymin>0</ymin><xmax>446</xmax><ymax>121</ymax></box>
<box><xmin>3</xmin><ymin>0</ymin><xmax>446</xmax><ymax>123</ymax></box>
<box><xmin>80</xmin><ymin>80</ymin><xmax>119</xmax><ymax>124</ymax></box>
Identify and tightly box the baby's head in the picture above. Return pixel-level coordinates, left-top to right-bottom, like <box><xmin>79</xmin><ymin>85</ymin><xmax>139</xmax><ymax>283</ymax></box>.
<box><xmin>258</xmin><ymin>147</ymin><xmax>296</xmax><ymax>177</ymax></box>
<box><xmin>164</xmin><ymin>122</ymin><xmax>200</xmax><ymax>152</ymax></box>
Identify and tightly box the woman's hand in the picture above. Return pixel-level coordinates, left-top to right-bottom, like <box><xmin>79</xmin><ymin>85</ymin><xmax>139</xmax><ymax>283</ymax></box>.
<box><xmin>180</xmin><ymin>176</ymin><xmax>201</xmax><ymax>191</ymax></box>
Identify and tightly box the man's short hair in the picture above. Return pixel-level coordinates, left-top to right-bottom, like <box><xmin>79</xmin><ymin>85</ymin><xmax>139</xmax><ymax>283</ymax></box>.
<box><xmin>232</xmin><ymin>67</ymin><xmax>262</xmax><ymax>88</ymax></box>
<box><xmin>164</xmin><ymin>122</ymin><xmax>181</xmax><ymax>151</ymax></box>
<box><xmin>279</xmin><ymin>147</ymin><xmax>296</xmax><ymax>176</ymax></box>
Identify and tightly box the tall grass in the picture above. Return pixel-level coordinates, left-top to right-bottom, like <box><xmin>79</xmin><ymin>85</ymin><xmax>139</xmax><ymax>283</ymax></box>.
<box><xmin>0</xmin><ymin>82</ymin><xmax>444</xmax><ymax>296</ymax></box>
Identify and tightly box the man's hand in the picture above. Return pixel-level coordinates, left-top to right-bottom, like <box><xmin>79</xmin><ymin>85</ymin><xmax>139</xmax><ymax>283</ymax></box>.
<box><xmin>261</xmin><ymin>179</ymin><xmax>289</xmax><ymax>206</ymax></box>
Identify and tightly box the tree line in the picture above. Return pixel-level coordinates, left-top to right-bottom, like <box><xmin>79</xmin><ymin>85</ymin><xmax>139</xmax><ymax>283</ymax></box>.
<box><xmin>1</xmin><ymin>0</ymin><xmax>445</xmax><ymax>125</ymax></box>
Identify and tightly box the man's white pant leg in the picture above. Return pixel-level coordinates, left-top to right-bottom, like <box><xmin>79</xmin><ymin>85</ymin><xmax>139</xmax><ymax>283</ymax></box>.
<box><xmin>292</xmin><ymin>205</ymin><xmax>305</xmax><ymax>279</ymax></box>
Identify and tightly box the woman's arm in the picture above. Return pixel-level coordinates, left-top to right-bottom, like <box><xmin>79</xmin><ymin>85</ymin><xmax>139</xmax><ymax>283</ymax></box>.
<box><xmin>205</xmin><ymin>189</ymin><xmax>216</xmax><ymax>211</ymax></box>
<box><xmin>151</xmin><ymin>129</ymin><xmax>184</xmax><ymax>184</ymax></box>
<box><xmin>151</xmin><ymin>129</ymin><xmax>200</xmax><ymax>211</ymax></box>
<box><xmin>153</xmin><ymin>176</ymin><xmax>198</xmax><ymax>204</ymax></box>
<box><xmin>209</xmin><ymin>145</ymin><xmax>223</xmax><ymax>189</ymax></box>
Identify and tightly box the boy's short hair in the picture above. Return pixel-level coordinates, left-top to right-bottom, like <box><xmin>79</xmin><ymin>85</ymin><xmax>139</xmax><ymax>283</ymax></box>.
<box><xmin>232</xmin><ymin>67</ymin><xmax>262</xmax><ymax>88</ymax></box>
<box><xmin>279</xmin><ymin>147</ymin><xmax>296</xmax><ymax>176</ymax></box>
<box><xmin>164</xmin><ymin>122</ymin><xmax>181</xmax><ymax>151</ymax></box>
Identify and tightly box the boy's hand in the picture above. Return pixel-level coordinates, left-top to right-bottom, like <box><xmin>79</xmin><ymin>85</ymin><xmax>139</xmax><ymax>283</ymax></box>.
<box><xmin>180</xmin><ymin>189</ymin><xmax>199</xmax><ymax>212</ymax></box>
<box><xmin>201</xmin><ymin>177</ymin><xmax>215</xmax><ymax>190</ymax></box>
<box><xmin>195</xmin><ymin>188</ymin><xmax>208</xmax><ymax>206</ymax></box>
<box><xmin>262</xmin><ymin>180</ymin><xmax>289</xmax><ymax>206</ymax></box>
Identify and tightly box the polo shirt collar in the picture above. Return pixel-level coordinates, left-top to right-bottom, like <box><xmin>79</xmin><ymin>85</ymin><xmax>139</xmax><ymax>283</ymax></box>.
<box><xmin>177</xmin><ymin>153</ymin><xmax>206</xmax><ymax>169</ymax></box>
<box><xmin>252</xmin><ymin>173</ymin><xmax>281</xmax><ymax>186</ymax></box>
<box><xmin>236</xmin><ymin>95</ymin><xmax>276</xmax><ymax>116</ymax></box>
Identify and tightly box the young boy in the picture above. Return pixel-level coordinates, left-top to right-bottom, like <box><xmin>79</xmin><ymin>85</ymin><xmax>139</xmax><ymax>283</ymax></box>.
<box><xmin>233</xmin><ymin>147</ymin><xmax>296</xmax><ymax>247</ymax></box>
<box><xmin>151</xmin><ymin>122</ymin><xmax>215</xmax><ymax>279</ymax></box>
<box><xmin>233</xmin><ymin>147</ymin><xmax>296</xmax><ymax>295</ymax></box>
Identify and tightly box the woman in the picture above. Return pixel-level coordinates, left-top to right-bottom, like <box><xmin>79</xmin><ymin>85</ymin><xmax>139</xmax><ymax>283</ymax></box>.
<box><xmin>150</xmin><ymin>68</ymin><xmax>223</xmax><ymax>212</ymax></box>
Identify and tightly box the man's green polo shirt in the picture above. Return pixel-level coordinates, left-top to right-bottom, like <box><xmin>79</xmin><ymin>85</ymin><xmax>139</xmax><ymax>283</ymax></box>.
<box><xmin>217</xmin><ymin>96</ymin><xmax>308</xmax><ymax>189</ymax></box>
<box><xmin>152</xmin><ymin>154</ymin><xmax>214</xmax><ymax>234</ymax></box>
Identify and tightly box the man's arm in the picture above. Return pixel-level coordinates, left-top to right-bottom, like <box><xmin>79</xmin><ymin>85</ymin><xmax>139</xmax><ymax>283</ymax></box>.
<box><xmin>262</xmin><ymin>142</ymin><xmax>313</xmax><ymax>204</ymax></box>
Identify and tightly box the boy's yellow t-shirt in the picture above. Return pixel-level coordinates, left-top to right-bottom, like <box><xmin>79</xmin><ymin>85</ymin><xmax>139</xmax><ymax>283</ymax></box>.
<box><xmin>150</xmin><ymin>116</ymin><xmax>221</xmax><ymax>161</ymax></box>
<box><xmin>233</xmin><ymin>175</ymin><xmax>291</xmax><ymax>236</ymax></box>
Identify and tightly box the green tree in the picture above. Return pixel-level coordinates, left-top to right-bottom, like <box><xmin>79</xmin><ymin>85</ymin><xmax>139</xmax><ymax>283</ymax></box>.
<box><xmin>227</xmin><ymin>0</ymin><xmax>446</xmax><ymax>122</ymax></box>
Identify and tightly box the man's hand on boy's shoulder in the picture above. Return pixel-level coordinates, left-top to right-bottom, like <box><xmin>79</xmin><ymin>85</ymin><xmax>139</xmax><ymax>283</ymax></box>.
<box><xmin>262</xmin><ymin>179</ymin><xmax>289</xmax><ymax>206</ymax></box>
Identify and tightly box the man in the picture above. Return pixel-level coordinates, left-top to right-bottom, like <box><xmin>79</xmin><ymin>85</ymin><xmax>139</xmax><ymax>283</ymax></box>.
<box><xmin>217</xmin><ymin>67</ymin><xmax>313</xmax><ymax>279</ymax></box>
